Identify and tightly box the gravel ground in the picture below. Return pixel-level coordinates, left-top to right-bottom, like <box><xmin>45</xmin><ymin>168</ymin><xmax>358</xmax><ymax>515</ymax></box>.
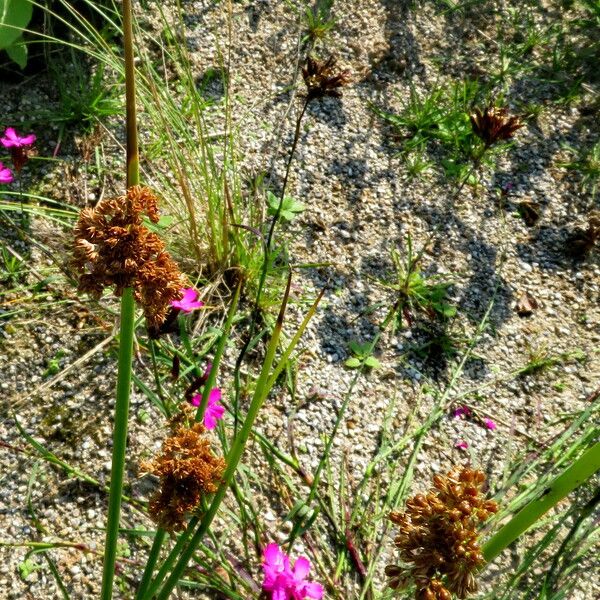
<box><xmin>1</xmin><ymin>1</ymin><xmax>599</xmax><ymax>598</ymax></box>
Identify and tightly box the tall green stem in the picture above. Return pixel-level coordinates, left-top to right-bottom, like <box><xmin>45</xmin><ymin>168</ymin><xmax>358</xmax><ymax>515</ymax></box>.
<box><xmin>100</xmin><ymin>1</ymin><xmax>139</xmax><ymax>598</ymax></box>
<box><xmin>144</xmin><ymin>279</ymin><xmax>290</xmax><ymax>599</ymax></box>
<box><xmin>483</xmin><ymin>441</ymin><xmax>600</xmax><ymax>562</ymax></box>
<box><xmin>123</xmin><ymin>0</ymin><xmax>139</xmax><ymax>189</ymax></box>
<box><xmin>100</xmin><ymin>287</ymin><xmax>136</xmax><ymax>599</ymax></box>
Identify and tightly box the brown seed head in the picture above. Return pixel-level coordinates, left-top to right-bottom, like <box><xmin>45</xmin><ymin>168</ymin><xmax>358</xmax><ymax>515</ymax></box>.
<box><xmin>143</xmin><ymin>405</ymin><xmax>226</xmax><ymax>532</ymax></box>
<box><xmin>470</xmin><ymin>105</ymin><xmax>523</xmax><ymax>147</ymax></box>
<box><xmin>72</xmin><ymin>186</ymin><xmax>187</xmax><ymax>328</ymax></box>
<box><xmin>302</xmin><ymin>55</ymin><xmax>351</xmax><ymax>101</ymax></box>
<box><xmin>386</xmin><ymin>467</ymin><xmax>497</xmax><ymax>599</ymax></box>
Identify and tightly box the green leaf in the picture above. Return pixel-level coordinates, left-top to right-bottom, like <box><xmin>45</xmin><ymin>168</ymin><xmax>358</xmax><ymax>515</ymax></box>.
<box><xmin>18</xmin><ymin>557</ymin><xmax>39</xmax><ymax>581</ymax></box>
<box><xmin>0</xmin><ymin>0</ymin><xmax>33</xmax><ymax>50</ymax></box>
<box><xmin>345</xmin><ymin>357</ymin><xmax>362</xmax><ymax>368</ymax></box>
<box><xmin>364</xmin><ymin>355</ymin><xmax>382</xmax><ymax>369</ymax></box>
<box><xmin>6</xmin><ymin>38</ymin><xmax>26</xmax><ymax>68</ymax></box>
<box><xmin>266</xmin><ymin>192</ymin><xmax>305</xmax><ymax>222</ymax></box>
<box><xmin>348</xmin><ymin>340</ymin><xmax>363</xmax><ymax>355</ymax></box>
<box><xmin>439</xmin><ymin>304</ymin><xmax>457</xmax><ymax>317</ymax></box>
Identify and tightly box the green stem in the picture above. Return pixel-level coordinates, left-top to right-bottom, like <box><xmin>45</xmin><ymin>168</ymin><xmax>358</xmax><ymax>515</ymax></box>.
<box><xmin>135</xmin><ymin>529</ymin><xmax>167</xmax><ymax>600</ymax></box>
<box><xmin>142</xmin><ymin>518</ymin><xmax>198</xmax><ymax>600</ymax></box>
<box><xmin>100</xmin><ymin>287</ymin><xmax>136</xmax><ymax>600</ymax></box>
<box><xmin>145</xmin><ymin>278</ymin><xmax>305</xmax><ymax>599</ymax></box>
<box><xmin>482</xmin><ymin>441</ymin><xmax>600</xmax><ymax>563</ymax></box>
<box><xmin>195</xmin><ymin>284</ymin><xmax>241</xmax><ymax>423</ymax></box>
<box><xmin>123</xmin><ymin>0</ymin><xmax>139</xmax><ymax>189</ymax></box>
<box><xmin>101</xmin><ymin>1</ymin><xmax>139</xmax><ymax>598</ymax></box>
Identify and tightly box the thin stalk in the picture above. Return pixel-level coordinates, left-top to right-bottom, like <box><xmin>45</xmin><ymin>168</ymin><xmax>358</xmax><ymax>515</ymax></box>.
<box><xmin>100</xmin><ymin>287</ymin><xmax>136</xmax><ymax>600</ymax></box>
<box><xmin>100</xmin><ymin>1</ymin><xmax>139</xmax><ymax>598</ymax></box>
<box><xmin>144</xmin><ymin>277</ymin><xmax>323</xmax><ymax>600</ymax></box>
<box><xmin>232</xmin><ymin>97</ymin><xmax>310</xmax><ymax>425</ymax></box>
<box><xmin>135</xmin><ymin>529</ymin><xmax>167</xmax><ymax>600</ymax></box>
<box><xmin>482</xmin><ymin>441</ymin><xmax>600</xmax><ymax>562</ymax></box>
<box><xmin>149</xmin><ymin>277</ymin><xmax>291</xmax><ymax>599</ymax></box>
<box><xmin>123</xmin><ymin>0</ymin><xmax>139</xmax><ymax>189</ymax></box>
<box><xmin>194</xmin><ymin>283</ymin><xmax>241</xmax><ymax>422</ymax></box>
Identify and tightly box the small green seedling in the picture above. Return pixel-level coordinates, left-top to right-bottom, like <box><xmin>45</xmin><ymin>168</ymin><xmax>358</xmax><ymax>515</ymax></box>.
<box><xmin>345</xmin><ymin>341</ymin><xmax>381</xmax><ymax>369</ymax></box>
<box><xmin>266</xmin><ymin>192</ymin><xmax>305</xmax><ymax>223</ymax></box>
<box><xmin>18</xmin><ymin>557</ymin><xmax>41</xmax><ymax>581</ymax></box>
<box><xmin>43</xmin><ymin>350</ymin><xmax>66</xmax><ymax>378</ymax></box>
<box><xmin>381</xmin><ymin>239</ymin><xmax>456</xmax><ymax>327</ymax></box>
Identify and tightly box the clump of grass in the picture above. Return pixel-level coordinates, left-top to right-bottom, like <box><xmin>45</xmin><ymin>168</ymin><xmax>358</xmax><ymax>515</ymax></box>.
<box><xmin>559</xmin><ymin>140</ymin><xmax>600</xmax><ymax>199</ymax></box>
<box><xmin>381</xmin><ymin>238</ymin><xmax>456</xmax><ymax>328</ymax></box>
<box><xmin>375</xmin><ymin>80</ymin><xmax>491</xmax><ymax>182</ymax></box>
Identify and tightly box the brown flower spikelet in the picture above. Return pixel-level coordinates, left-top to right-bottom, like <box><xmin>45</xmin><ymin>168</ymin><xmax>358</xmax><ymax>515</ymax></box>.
<box><xmin>469</xmin><ymin>105</ymin><xmax>523</xmax><ymax>147</ymax></box>
<box><xmin>73</xmin><ymin>186</ymin><xmax>187</xmax><ymax>328</ymax></box>
<box><xmin>302</xmin><ymin>55</ymin><xmax>351</xmax><ymax>101</ymax></box>
<box><xmin>143</xmin><ymin>405</ymin><xmax>226</xmax><ymax>531</ymax></box>
<box><xmin>387</xmin><ymin>467</ymin><xmax>497</xmax><ymax>600</ymax></box>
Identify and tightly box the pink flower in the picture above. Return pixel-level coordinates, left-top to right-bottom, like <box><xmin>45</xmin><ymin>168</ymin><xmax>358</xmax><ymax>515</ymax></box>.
<box><xmin>1</xmin><ymin>127</ymin><xmax>36</xmax><ymax>148</ymax></box>
<box><xmin>453</xmin><ymin>405</ymin><xmax>471</xmax><ymax>419</ymax></box>
<box><xmin>191</xmin><ymin>388</ymin><xmax>225</xmax><ymax>430</ymax></box>
<box><xmin>0</xmin><ymin>162</ymin><xmax>13</xmax><ymax>184</ymax></box>
<box><xmin>483</xmin><ymin>418</ymin><xmax>497</xmax><ymax>430</ymax></box>
<box><xmin>455</xmin><ymin>440</ymin><xmax>469</xmax><ymax>450</ymax></box>
<box><xmin>262</xmin><ymin>543</ymin><xmax>324</xmax><ymax>600</ymax></box>
<box><xmin>171</xmin><ymin>287</ymin><xmax>204</xmax><ymax>312</ymax></box>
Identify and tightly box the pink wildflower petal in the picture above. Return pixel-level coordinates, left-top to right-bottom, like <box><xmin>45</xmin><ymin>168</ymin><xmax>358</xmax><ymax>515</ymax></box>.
<box><xmin>1</xmin><ymin>127</ymin><xmax>36</xmax><ymax>148</ymax></box>
<box><xmin>208</xmin><ymin>387</ymin><xmax>221</xmax><ymax>406</ymax></box>
<box><xmin>272</xmin><ymin>589</ymin><xmax>287</xmax><ymax>600</ymax></box>
<box><xmin>484</xmin><ymin>418</ymin><xmax>497</xmax><ymax>430</ymax></box>
<box><xmin>19</xmin><ymin>133</ymin><xmax>36</xmax><ymax>145</ymax></box>
<box><xmin>453</xmin><ymin>405</ymin><xmax>471</xmax><ymax>419</ymax></box>
<box><xmin>190</xmin><ymin>393</ymin><xmax>201</xmax><ymax>407</ymax></box>
<box><xmin>455</xmin><ymin>440</ymin><xmax>469</xmax><ymax>450</ymax></box>
<box><xmin>264</xmin><ymin>543</ymin><xmax>284</xmax><ymax>566</ymax></box>
<box><xmin>292</xmin><ymin>557</ymin><xmax>311</xmax><ymax>581</ymax></box>
<box><xmin>170</xmin><ymin>287</ymin><xmax>204</xmax><ymax>312</ymax></box>
<box><xmin>302</xmin><ymin>582</ymin><xmax>324</xmax><ymax>599</ymax></box>
<box><xmin>0</xmin><ymin>164</ymin><xmax>13</xmax><ymax>184</ymax></box>
<box><xmin>203</xmin><ymin>387</ymin><xmax>225</xmax><ymax>429</ymax></box>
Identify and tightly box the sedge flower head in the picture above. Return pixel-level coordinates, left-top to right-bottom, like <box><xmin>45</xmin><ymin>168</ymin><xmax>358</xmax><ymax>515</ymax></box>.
<box><xmin>73</xmin><ymin>186</ymin><xmax>187</xmax><ymax>329</ymax></box>
<box><xmin>171</xmin><ymin>287</ymin><xmax>204</xmax><ymax>312</ymax></box>
<box><xmin>386</xmin><ymin>467</ymin><xmax>498</xmax><ymax>599</ymax></box>
<box><xmin>483</xmin><ymin>418</ymin><xmax>497</xmax><ymax>430</ymax></box>
<box><xmin>262</xmin><ymin>543</ymin><xmax>324</xmax><ymax>600</ymax></box>
<box><xmin>143</xmin><ymin>404</ymin><xmax>226</xmax><ymax>531</ymax></box>
<box><xmin>191</xmin><ymin>388</ymin><xmax>225</xmax><ymax>430</ymax></box>
<box><xmin>0</xmin><ymin>162</ymin><xmax>13</xmax><ymax>184</ymax></box>
<box><xmin>1</xmin><ymin>127</ymin><xmax>36</xmax><ymax>148</ymax></box>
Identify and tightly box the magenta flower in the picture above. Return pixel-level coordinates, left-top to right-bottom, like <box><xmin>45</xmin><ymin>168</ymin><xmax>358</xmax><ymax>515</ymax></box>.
<box><xmin>483</xmin><ymin>418</ymin><xmax>497</xmax><ymax>430</ymax></box>
<box><xmin>1</xmin><ymin>127</ymin><xmax>36</xmax><ymax>148</ymax></box>
<box><xmin>455</xmin><ymin>440</ymin><xmax>469</xmax><ymax>450</ymax></box>
<box><xmin>171</xmin><ymin>287</ymin><xmax>204</xmax><ymax>312</ymax></box>
<box><xmin>191</xmin><ymin>388</ymin><xmax>225</xmax><ymax>430</ymax></box>
<box><xmin>262</xmin><ymin>543</ymin><xmax>324</xmax><ymax>600</ymax></box>
<box><xmin>453</xmin><ymin>405</ymin><xmax>471</xmax><ymax>419</ymax></box>
<box><xmin>0</xmin><ymin>162</ymin><xmax>13</xmax><ymax>184</ymax></box>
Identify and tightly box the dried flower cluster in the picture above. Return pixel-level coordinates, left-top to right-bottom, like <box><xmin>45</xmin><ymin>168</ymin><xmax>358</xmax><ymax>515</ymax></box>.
<box><xmin>73</xmin><ymin>186</ymin><xmax>187</xmax><ymax>328</ymax></box>
<box><xmin>302</xmin><ymin>55</ymin><xmax>351</xmax><ymax>101</ymax></box>
<box><xmin>386</xmin><ymin>467</ymin><xmax>497</xmax><ymax>600</ymax></box>
<box><xmin>470</xmin><ymin>106</ymin><xmax>523</xmax><ymax>147</ymax></box>
<box><xmin>143</xmin><ymin>405</ymin><xmax>226</xmax><ymax>531</ymax></box>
